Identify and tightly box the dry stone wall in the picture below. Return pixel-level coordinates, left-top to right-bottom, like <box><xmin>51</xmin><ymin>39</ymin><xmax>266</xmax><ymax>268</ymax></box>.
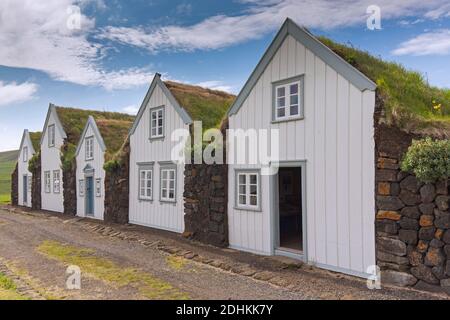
<box><xmin>376</xmin><ymin>124</ymin><xmax>450</xmax><ymax>294</ymax></box>
<box><xmin>11</xmin><ymin>163</ymin><xmax>18</xmax><ymax>206</ymax></box>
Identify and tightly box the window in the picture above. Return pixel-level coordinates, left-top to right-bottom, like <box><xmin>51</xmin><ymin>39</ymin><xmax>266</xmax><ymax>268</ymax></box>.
<box><xmin>48</xmin><ymin>124</ymin><xmax>55</xmax><ymax>147</ymax></box>
<box><xmin>23</xmin><ymin>147</ymin><xmax>28</xmax><ymax>162</ymax></box>
<box><xmin>28</xmin><ymin>176</ymin><xmax>32</xmax><ymax>192</ymax></box>
<box><xmin>236</xmin><ymin>171</ymin><xmax>260</xmax><ymax>210</ymax></box>
<box><xmin>85</xmin><ymin>137</ymin><xmax>94</xmax><ymax>160</ymax></box>
<box><xmin>53</xmin><ymin>170</ymin><xmax>61</xmax><ymax>194</ymax></box>
<box><xmin>150</xmin><ymin>107</ymin><xmax>164</xmax><ymax>139</ymax></box>
<box><xmin>44</xmin><ymin>171</ymin><xmax>51</xmax><ymax>193</ymax></box>
<box><xmin>273</xmin><ymin>77</ymin><xmax>303</xmax><ymax>121</ymax></box>
<box><xmin>160</xmin><ymin>167</ymin><xmax>176</xmax><ymax>202</ymax></box>
<box><xmin>79</xmin><ymin>180</ymin><xmax>84</xmax><ymax>197</ymax></box>
<box><xmin>95</xmin><ymin>179</ymin><xmax>101</xmax><ymax>197</ymax></box>
<box><xmin>139</xmin><ymin>167</ymin><xmax>153</xmax><ymax>200</ymax></box>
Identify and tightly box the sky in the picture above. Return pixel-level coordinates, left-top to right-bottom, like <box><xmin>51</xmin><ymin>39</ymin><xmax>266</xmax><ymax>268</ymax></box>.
<box><xmin>1</xmin><ymin>0</ymin><xmax>450</xmax><ymax>151</ymax></box>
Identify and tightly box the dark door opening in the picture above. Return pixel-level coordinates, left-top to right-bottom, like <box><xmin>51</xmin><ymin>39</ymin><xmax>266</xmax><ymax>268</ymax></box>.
<box><xmin>23</xmin><ymin>175</ymin><xmax>28</xmax><ymax>204</ymax></box>
<box><xmin>278</xmin><ymin>167</ymin><xmax>303</xmax><ymax>253</ymax></box>
<box><xmin>86</xmin><ymin>176</ymin><xmax>94</xmax><ymax>216</ymax></box>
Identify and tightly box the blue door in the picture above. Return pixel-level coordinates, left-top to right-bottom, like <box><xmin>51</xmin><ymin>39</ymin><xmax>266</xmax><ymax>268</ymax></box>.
<box><xmin>23</xmin><ymin>175</ymin><xmax>28</xmax><ymax>204</ymax></box>
<box><xmin>86</xmin><ymin>176</ymin><xmax>94</xmax><ymax>216</ymax></box>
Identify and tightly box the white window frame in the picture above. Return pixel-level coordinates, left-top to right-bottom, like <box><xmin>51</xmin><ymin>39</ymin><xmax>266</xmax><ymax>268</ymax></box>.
<box><xmin>160</xmin><ymin>166</ymin><xmax>176</xmax><ymax>203</ymax></box>
<box><xmin>138</xmin><ymin>165</ymin><xmax>153</xmax><ymax>201</ymax></box>
<box><xmin>150</xmin><ymin>107</ymin><xmax>164</xmax><ymax>139</ymax></box>
<box><xmin>79</xmin><ymin>179</ymin><xmax>84</xmax><ymax>197</ymax></box>
<box><xmin>44</xmin><ymin>171</ymin><xmax>51</xmax><ymax>193</ymax></box>
<box><xmin>273</xmin><ymin>76</ymin><xmax>304</xmax><ymax>122</ymax></box>
<box><xmin>48</xmin><ymin>124</ymin><xmax>55</xmax><ymax>147</ymax></box>
<box><xmin>95</xmin><ymin>178</ymin><xmax>102</xmax><ymax>197</ymax></box>
<box><xmin>236</xmin><ymin>170</ymin><xmax>260</xmax><ymax>211</ymax></box>
<box><xmin>53</xmin><ymin>170</ymin><xmax>61</xmax><ymax>194</ymax></box>
<box><xmin>23</xmin><ymin>147</ymin><xmax>28</xmax><ymax>162</ymax></box>
<box><xmin>85</xmin><ymin>136</ymin><xmax>94</xmax><ymax>160</ymax></box>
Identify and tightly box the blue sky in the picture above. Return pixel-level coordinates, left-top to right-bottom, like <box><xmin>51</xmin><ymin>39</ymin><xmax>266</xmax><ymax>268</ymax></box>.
<box><xmin>1</xmin><ymin>0</ymin><xmax>450</xmax><ymax>151</ymax></box>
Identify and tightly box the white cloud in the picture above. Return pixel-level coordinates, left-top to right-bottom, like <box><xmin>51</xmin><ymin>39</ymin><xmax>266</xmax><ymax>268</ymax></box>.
<box><xmin>176</xmin><ymin>3</ymin><xmax>192</xmax><ymax>15</ymax></box>
<box><xmin>0</xmin><ymin>81</ymin><xmax>38</xmax><ymax>107</ymax></box>
<box><xmin>0</xmin><ymin>0</ymin><xmax>152</xmax><ymax>90</ymax></box>
<box><xmin>98</xmin><ymin>0</ymin><xmax>450</xmax><ymax>53</ymax></box>
<box><xmin>122</xmin><ymin>104</ymin><xmax>139</xmax><ymax>115</ymax></box>
<box><xmin>392</xmin><ymin>29</ymin><xmax>450</xmax><ymax>56</ymax></box>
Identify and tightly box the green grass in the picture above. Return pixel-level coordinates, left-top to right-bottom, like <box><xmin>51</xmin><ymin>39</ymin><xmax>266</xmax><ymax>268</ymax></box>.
<box><xmin>319</xmin><ymin>37</ymin><xmax>450</xmax><ymax>135</ymax></box>
<box><xmin>38</xmin><ymin>240</ymin><xmax>189</xmax><ymax>300</ymax></box>
<box><xmin>0</xmin><ymin>150</ymin><xmax>18</xmax><ymax>204</ymax></box>
<box><xmin>0</xmin><ymin>272</ymin><xmax>27</xmax><ymax>300</ymax></box>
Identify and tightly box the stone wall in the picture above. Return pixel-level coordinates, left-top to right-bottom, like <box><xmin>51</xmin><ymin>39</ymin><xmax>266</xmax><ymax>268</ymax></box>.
<box><xmin>104</xmin><ymin>142</ymin><xmax>130</xmax><ymax>224</ymax></box>
<box><xmin>11</xmin><ymin>163</ymin><xmax>18</xmax><ymax>206</ymax></box>
<box><xmin>375</xmin><ymin>124</ymin><xmax>450</xmax><ymax>293</ymax></box>
<box><xmin>62</xmin><ymin>142</ymin><xmax>77</xmax><ymax>216</ymax></box>
<box><xmin>31</xmin><ymin>153</ymin><xmax>41</xmax><ymax>210</ymax></box>
<box><xmin>183</xmin><ymin>120</ymin><xmax>228</xmax><ymax>247</ymax></box>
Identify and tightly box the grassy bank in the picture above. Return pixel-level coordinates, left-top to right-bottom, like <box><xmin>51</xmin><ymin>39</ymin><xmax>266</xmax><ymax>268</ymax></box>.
<box><xmin>0</xmin><ymin>150</ymin><xmax>18</xmax><ymax>204</ymax></box>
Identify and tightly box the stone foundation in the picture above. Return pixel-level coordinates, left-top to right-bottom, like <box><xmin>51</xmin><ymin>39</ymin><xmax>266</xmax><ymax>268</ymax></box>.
<box><xmin>183</xmin><ymin>120</ymin><xmax>228</xmax><ymax>247</ymax></box>
<box><xmin>31</xmin><ymin>153</ymin><xmax>41</xmax><ymax>210</ymax></box>
<box><xmin>104</xmin><ymin>143</ymin><xmax>130</xmax><ymax>224</ymax></box>
<box><xmin>375</xmin><ymin>124</ymin><xmax>450</xmax><ymax>294</ymax></box>
<box><xmin>11</xmin><ymin>163</ymin><xmax>18</xmax><ymax>206</ymax></box>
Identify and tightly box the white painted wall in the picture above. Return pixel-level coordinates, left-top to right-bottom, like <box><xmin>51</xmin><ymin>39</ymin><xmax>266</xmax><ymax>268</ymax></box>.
<box><xmin>76</xmin><ymin>123</ymin><xmax>105</xmax><ymax>220</ymax></box>
<box><xmin>41</xmin><ymin>110</ymin><xmax>64</xmax><ymax>213</ymax></box>
<box><xmin>227</xmin><ymin>35</ymin><xmax>376</xmax><ymax>276</ymax></box>
<box><xmin>18</xmin><ymin>132</ymin><xmax>34</xmax><ymax>207</ymax></box>
<box><xmin>129</xmin><ymin>83</ymin><xmax>188</xmax><ymax>233</ymax></box>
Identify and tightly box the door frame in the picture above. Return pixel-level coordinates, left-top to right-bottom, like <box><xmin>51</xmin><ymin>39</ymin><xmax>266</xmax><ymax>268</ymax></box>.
<box><xmin>84</xmin><ymin>174</ymin><xmax>94</xmax><ymax>217</ymax></box>
<box><xmin>270</xmin><ymin>160</ymin><xmax>307</xmax><ymax>262</ymax></box>
<box><xmin>23</xmin><ymin>175</ymin><xmax>28</xmax><ymax>205</ymax></box>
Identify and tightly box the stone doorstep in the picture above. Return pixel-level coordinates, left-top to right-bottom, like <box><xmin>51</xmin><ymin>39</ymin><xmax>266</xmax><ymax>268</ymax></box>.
<box><xmin>4</xmin><ymin>206</ymin><xmax>449</xmax><ymax>298</ymax></box>
<box><xmin>0</xmin><ymin>259</ymin><xmax>45</xmax><ymax>300</ymax></box>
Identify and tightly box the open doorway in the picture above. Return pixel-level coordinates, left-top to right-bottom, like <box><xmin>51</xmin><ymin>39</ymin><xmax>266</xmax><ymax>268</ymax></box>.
<box><xmin>277</xmin><ymin>166</ymin><xmax>304</xmax><ymax>255</ymax></box>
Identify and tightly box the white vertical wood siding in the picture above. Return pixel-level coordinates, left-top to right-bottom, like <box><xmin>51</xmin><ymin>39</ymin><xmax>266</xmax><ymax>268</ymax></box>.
<box><xmin>228</xmin><ymin>35</ymin><xmax>376</xmax><ymax>276</ymax></box>
<box><xmin>41</xmin><ymin>111</ymin><xmax>64</xmax><ymax>213</ymax></box>
<box><xmin>129</xmin><ymin>83</ymin><xmax>188</xmax><ymax>233</ymax></box>
<box><xmin>18</xmin><ymin>135</ymin><xmax>33</xmax><ymax>208</ymax></box>
<box><xmin>76</xmin><ymin>124</ymin><xmax>105</xmax><ymax>220</ymax></box>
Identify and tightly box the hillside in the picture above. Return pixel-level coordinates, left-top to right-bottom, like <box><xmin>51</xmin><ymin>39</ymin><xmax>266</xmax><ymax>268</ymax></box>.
<box><xmin>319</xmin><ymin>37</ymin><xmax>450</xmax><ymax>137</ymax></box>
<box><xmin>0</xmin><ymin>150</ymin><xmax>19</xmax><ymax>204</ymax></box>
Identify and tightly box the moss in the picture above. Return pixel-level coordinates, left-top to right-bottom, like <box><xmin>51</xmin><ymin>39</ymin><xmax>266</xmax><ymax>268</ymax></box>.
<box><xmin>164</xmin><ymin>81</ymin><xmax>235</xmax><ymax>130</ymax></box>
<box><xmin>28</xmin><ymin>151</ymin><xmax>40</xmax><ymax>173</ymax></box>
<box><xmin>166</xmin><ymin>256</ymin><xmax>187</xmax><ymax>271</ymax></box>
<box><xmin>318</xmin><ymin>37</ymin><xmax>450</xmax><ymax>135</ymax></box>
<box><xmin>0</xmin><ymin>272</ymin><xmax>28</xmax><ymax>300</ymax></box>
<box><xmin>37</xmin><ymin>240</ymin><xmax>189</xmax><ymax>300</ymax></box>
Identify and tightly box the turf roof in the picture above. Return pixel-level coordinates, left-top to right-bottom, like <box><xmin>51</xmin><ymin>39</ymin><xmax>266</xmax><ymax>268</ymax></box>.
<box><xmin>29</xmin><ymin>132</ymin><xmax>42</xmax><ymax>152</ymax></box>
<box><xmin>318</xmin><ymin>37</ymin><xmax>450</xmax><ymax>137</ymax></box>
<box><xmin>164</xmin><ymin>81</ymin><xmax>235</xmax><ymax>130</ymax></box>
<box><xmin>94</xmin><ymin>118</ymin><xmax>134</xmax><ymax>159</ymax></box>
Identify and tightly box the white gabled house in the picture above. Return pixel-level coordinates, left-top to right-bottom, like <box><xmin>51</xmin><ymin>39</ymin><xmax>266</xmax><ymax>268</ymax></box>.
<box><xmin>75</xmin><ymin>115</ymin><xmax>134</xmax><ymax>220</ymax></box>
<box><xmin>226</xmin><ymin>19</ymin><xmax>377</xmax><ymax>278</ymax></box>
<box><xmin>40</xmin><ymin>104</ymin><xmax>66</xmax><ymax>213</ymax></box>
<box><xmin>129</xmin><ymin>74</ymin><xmax>233</xmax><ymax>233</ymax></box>
<box><xmin>75</xmin><ymin>116</ymin><xmax>106</xmax><ymax>220</ymax></box>
<box><xmin>17</xmin><ymin>130</ymin><xmax>41</xmax><ymax>207</ymax></box>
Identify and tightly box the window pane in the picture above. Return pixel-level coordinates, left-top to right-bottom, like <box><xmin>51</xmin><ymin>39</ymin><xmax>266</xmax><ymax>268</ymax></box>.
<box><xmin>290</xmin><ymin>84</ymin><xmax>298</xmax><ymax>95</ymax></box>
<box><xmin>290</xmin><ymin>105</ymin><xmax>299</xmax><ymax>116</ymax></box>
<box><xmin>277</xmin><ymin>97</ymin><xmax>285</xmax><ymax>108</ymax></box>
<box><xmin>250</xmin><ymin>185</ymin><xmax>257</xmax><ymax>195</ymax></box>
<box><xmin>158</xmin><ymin>118</ymin><xmax>163</xmax><ymax>126</ymax></box>
<box><xmin>239</xmin><ymin>185</ymin><xmax>246</xmax><ymax>195</ymax></box>
<box><xmin>250</xmin><ymin>196</ymin><xmax>257</xmax><ymax>206</ymax></box>
<box><xmin>277</xmin><ymin>108</ymin><xmax>285</xmax><ymax>118</ymax></box>
<box><xmin>239</xmin><ymin>195</ymin><xmax>246</xmax><ymax>205</ymax></box>
<box><xmin>162</xmin><ymin>170</ymin><xmax>167</xmax><ymax>179</ymax></box>
<box><xmin>151</xmin><ymin>128</ymin><xmax>156</xmax><ymax>136</ymax></box>
<box><xmin>277</xmin><ymin>87</ymin><xmax>285</xmax><ymax>97</ymax></box>
<box><xmin>158</xmin><ymin>127</ymin><xmax>163</xmax><ymax>135</ymax></box>
<box><xmin>146</xmin><ymin>189</ymin><xmax>151</xmax><ymax>197</ymax></box>
<box><xmin>250</xmin><ymin>174</ymin><xmax>257</xmax><ymax>184</ymax></box>
<box><xmin>239</xmin><ymin>174</ymin><xmax>246</xmax><ymax>184</ymax></box>
<box><xmin>162</xmin><ymin>190</ymin><xmax>167</xmax><ymax>198</ymax></box>
<box><xmin>169</xmin><ymin>170</ymin><xmax>175</xmax><ymax>179</ymax></box>
<box><xmin>169</xmin><ymin>191</ymin><xmax>174</xmax><ymax>199</ymax></box>
<box><xmin>290</xmin><ymin>94</ymin><xmax>298</xmax><ymax>105</ymax></box>
<box><xmin>152</xmin><ymin>112</ymin><xmax>157</xmax><ymax>120</ymax></box>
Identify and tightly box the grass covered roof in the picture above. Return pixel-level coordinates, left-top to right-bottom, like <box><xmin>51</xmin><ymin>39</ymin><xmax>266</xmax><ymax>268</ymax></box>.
<box><xmin>164</xmin><ymin>81</ymin><xmax>235</xmax><ymax>130</ymax></box>
<box><xmin>54</xmin><ymin>106</ymin><xmax>134</xmax><ymax>166</ymax></box>
<box><xmin>29</xmin><ymin>132</ymin><xmax>41</xmax><ymax>152</ymax></box>
<box><xmin>318</xmin><ymin>37</ymin><xmax>450</xmax><ymax>137</ymax></box>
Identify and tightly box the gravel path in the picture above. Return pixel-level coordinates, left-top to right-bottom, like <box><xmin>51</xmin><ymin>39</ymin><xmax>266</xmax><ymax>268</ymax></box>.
<box><xmin>0</xmin><ymin>207</ymin><xmax>447</xmax><ymax>300</ymax></box>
